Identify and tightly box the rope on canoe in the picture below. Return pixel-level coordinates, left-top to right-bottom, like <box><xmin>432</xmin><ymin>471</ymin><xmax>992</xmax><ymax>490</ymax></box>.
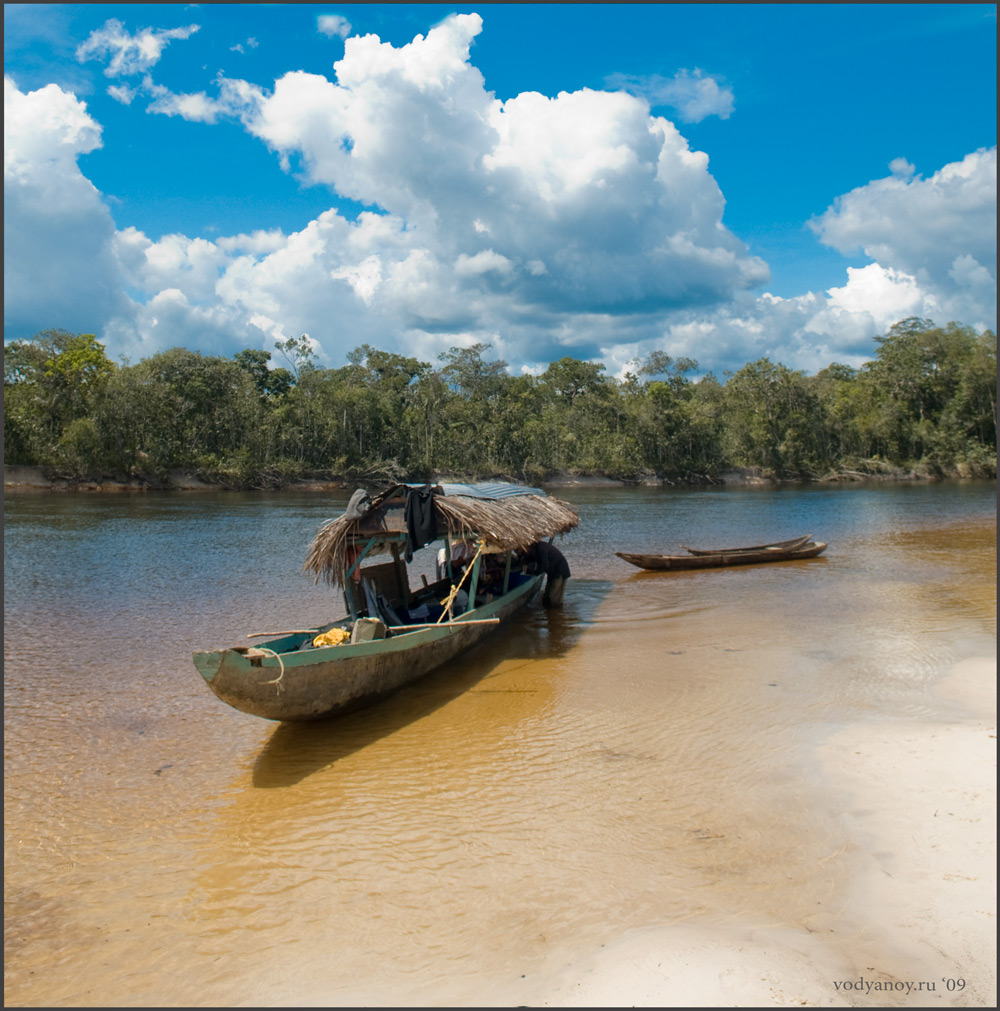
<box><xmin>437</xmin><ymin>538</ymin><xmax>486</xmax><ymax>622</ymax></box>
<box><xmin>246</xmin><ymin>646</ymin><xmax>286</xmax><ymax>694</ymax></box>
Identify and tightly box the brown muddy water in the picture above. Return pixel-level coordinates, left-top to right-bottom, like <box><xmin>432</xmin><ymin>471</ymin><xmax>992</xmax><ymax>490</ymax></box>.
<box><xmin>3</xmin><ymin>483</ymin><xmax>996</xmax><ymax>1007</ymax></box>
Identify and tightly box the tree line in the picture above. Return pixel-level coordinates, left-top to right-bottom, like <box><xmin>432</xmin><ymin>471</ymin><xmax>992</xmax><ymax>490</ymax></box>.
<box><xmin>3</xmin><ymin>318</ymin><xmax>996</xmax><ymax>487</ymax></box>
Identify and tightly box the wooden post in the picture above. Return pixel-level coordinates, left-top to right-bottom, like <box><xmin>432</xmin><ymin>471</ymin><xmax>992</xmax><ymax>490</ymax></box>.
<box><xmin>344</xmin><ymin>536</ymin><xmax>376</xmax><ymax>620</ymax></box>
<box><xmin>389</xmin><ymin>541</ymin><xmax>409</xmax><ymax>607</ymax></box>
<box><xmin>444</xmin><ymin>536</ymin><xmax>454</xmax><ymax>582</ymax></box>
<box><xmin>466</xmin><ymin>552</ymin><xmax>482</xmax><ymax>614</ymax></box>
<box><xmin>344</xmin><ymin>582</ymin><xmax>359</xmax><ymax>621</ymax></box>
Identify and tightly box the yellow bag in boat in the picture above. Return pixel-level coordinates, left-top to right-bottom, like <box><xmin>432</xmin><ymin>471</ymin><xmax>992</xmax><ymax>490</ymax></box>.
<box><xmin>313</xmin><ymin>627</ymin><xmax>350</xmax><ymax>648</ymax></box>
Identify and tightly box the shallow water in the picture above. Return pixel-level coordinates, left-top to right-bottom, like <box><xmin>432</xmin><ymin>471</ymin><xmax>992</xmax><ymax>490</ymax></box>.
<box><xmin>4</xmin><ymin>482</ymin><xmax>995</xmax><ymax>1007</ymax></box>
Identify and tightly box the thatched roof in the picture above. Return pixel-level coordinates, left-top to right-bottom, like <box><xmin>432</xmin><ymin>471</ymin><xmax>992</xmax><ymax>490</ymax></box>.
<box><xmin>303</xmin><ymin>483</ymin><xmax>579</xmax><ymax>586</ymax></box>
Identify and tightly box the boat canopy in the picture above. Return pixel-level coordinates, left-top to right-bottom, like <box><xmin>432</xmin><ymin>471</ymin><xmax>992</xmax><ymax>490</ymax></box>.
<box><xmin>421</xmin><ymin>482</ymin><xmax>545</xmax><ymax>499</ymax></box>
<box><xmin>304</xmin><ymin>482</ymin><xmax>579</xmax><ymax>586</ymax></box>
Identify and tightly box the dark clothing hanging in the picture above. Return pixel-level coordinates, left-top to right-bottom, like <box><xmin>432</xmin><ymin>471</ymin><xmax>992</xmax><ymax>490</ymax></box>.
<box><xmin>404</xmin><ymin>484</ymin><xmax>438</xmax><ymax>561</ymax></box>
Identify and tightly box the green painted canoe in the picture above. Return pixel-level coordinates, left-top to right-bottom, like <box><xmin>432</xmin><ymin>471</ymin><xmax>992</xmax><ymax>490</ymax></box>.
<box><xmin>193</xmin><ymin>573</ymin><xmax>543</xmax><ymax>722</ymax></box>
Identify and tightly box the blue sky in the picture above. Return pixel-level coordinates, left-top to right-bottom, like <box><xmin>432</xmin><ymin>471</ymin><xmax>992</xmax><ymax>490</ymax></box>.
<box><xmin>4</xmin><ymin>3</ymin><xmax>996</xmax><ymax>377</ymax></box>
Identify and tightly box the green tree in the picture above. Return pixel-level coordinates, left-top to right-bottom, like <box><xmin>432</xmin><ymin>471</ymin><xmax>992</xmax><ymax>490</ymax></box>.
<box><xmin>274</xmin><ymin>335</ymin><xmax>318</xmax><ymax>378</ymax></box>
<box><xmin>3</xmin><ymin>330</ymin><xmax>117</xmax><ymax>471</ymax></box>
<box><xmin>233</xmin><ymin>349</ymin><xmax>293</xmax><ymax>398</ymax></box>
<box><xmin>622</xmin><ymin>353</ymin><xmax>701</xmax><ymax>475</ymax></box>
<box><xmin>432</xmin><ymin>344</ymin><xmax>510</xmax><ymax>475</ymax></box>
<box><xmin>861</xmin><ymin>318</ymin><xmax>996</xmax><ymax>467</ymax></box>
<box><xmin>124</xmin><ymin>349</ymin><xmax>264</xmax><ymax>470</ymax></box>
<box><xmin>437</xmin><ymin>343</ymin><xmax>509</xmax><ymax>398</ymax></box>
<box><xmin>539</xmin><ymin>356</ymin><xmax>608</xmax><ymax>405</ymax></box>
<box><xmin>722</xmin><ymin>359</ymin><xmax>822</xmax><ymax>475</ymax></box>
<box><xmin>5</xmin><ymin>316</ymin><xmax>993</xmax><ymax>484</ymax></box>
<box><xmin>682</xmin><ymin>374</ymin><xmax>727</xmax><ymax>475</ymax></box>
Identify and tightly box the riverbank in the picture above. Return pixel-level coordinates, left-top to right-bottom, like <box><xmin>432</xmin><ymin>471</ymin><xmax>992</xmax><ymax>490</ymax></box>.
<box><xmin>508</xmin><ymin>654</ymin><xmax>996</xmax><ymax>1008</ymax></box>
<box><xmin>2</xmin><ymin>464</ymin><xmax>348</xmax><ymax>492</ymax></box>
<box><xmin>1</xmin><ymin>462</ymin><xmax>965</xmax><ymax>493</ymax></box>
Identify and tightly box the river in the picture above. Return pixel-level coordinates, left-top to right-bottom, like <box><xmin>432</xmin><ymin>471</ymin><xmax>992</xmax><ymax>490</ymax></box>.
<box><xmin>3</xmin><ymin>481</ymin><xmax>995</xmax><ymax>1007</ymax></box>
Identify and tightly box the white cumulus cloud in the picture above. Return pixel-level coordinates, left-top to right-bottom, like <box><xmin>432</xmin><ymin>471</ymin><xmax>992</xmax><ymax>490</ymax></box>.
<box><xmin>4</xmin><ymin>76</ymin><xmax>132</xmax><ymax>340</ymax></box>
<box><xmin>76</xmin><ymin>18</ymin><xmax>200</xmax><ymax>77</ymax></box>
<box><xmin>237</xmin><ymin>12</ymin><xmax>766</xmax><ymax>335</ymax></box>
<box><xmin>454</xmin><ymin>250</ymin><xmax>515</xmax><ymax>278</ymax></box>
<box><xmin>601</xmin><ymin>255</ymin><xmax>982</xmax><ymax>382</ymax></box>
<box><xmin>810</xmin><ymin>147</ymin><xmax>996</xmax><ymax>330</ymax></box>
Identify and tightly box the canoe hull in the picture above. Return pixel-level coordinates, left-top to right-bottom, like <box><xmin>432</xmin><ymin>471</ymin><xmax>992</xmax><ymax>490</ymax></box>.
<box><xmin>616</xmin><ymin>541</ymin><xmax>827</xmax><ymax>571</ymax></box>
<box><xmin>682</xmin><ymin>533</ymin><xmax>812</xmax><ymax>556</ymax></box>
<box><xmin>193</xmin><ymin>574</ymin><xmax>542</xmax><ymax>722</ymax></box>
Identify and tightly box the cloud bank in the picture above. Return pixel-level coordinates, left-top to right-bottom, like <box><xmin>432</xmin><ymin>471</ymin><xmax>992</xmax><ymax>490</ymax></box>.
<box><xmin>810</xmin><ymin>147</ymin><xmax>997</xmax><ymax>334</ymax></box>
<box><xmin>5</xmin><ymin>13</ymin><xmax>996</xmax><ymax>377</ymax></box>
<box><xmin>3</xmin><ymin>76</ymin><xmax>131</xmax><ymax>338</ymax></box>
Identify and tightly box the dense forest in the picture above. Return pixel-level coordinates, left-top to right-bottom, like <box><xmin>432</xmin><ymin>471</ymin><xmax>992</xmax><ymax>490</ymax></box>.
<box><xmin>3</xmin><ymin>318</ymin><xmax>996</xmax><ymax>488</ymax></box>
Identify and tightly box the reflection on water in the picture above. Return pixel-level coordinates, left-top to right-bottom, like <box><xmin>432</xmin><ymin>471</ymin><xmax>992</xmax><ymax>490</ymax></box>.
<box><xmin>252</xmin><ymin>584</ymin><xmax>610</xmax><ymax>788</ymax></box>
<box><xmin>4</xmin><ymin>482</ymin><xmax>996</xmax><ymax>1007</ymax></box>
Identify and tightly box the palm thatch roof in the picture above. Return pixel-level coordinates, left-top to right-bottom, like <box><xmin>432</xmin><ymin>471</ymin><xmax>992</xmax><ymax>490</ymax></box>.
<box><xmin>303</xmin><ymin>483</ymin><xmax>579</xmax><ymax>586</ymax></box>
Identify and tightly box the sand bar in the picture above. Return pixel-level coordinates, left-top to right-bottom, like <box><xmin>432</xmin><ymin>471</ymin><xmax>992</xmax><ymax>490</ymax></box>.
<box><xmin>512</xmin><ymin>655</ymin><xmax>996</xmax><ymax>1008</ymax></box>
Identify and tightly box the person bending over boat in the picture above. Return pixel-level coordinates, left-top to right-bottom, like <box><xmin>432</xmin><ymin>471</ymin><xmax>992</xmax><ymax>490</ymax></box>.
<box><xmin>526</xmin><ymin>540</ymin><xmax>570</xmax><ymax>607</ymax></box>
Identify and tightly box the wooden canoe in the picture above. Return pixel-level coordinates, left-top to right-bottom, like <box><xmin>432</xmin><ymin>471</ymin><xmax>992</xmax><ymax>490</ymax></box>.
<box><xmin>193</xmin><ymin>573</ymin><xmax>543</xmax><ymax>722</ymax></box>
<box><xmin>616</xmin><ymin>539</ymin><xmax>827</xmax><ymax>571</ymax></box>
<box><xmin>193</xmin><ymin>482</ymin><xmax>578</xmax><ymax>722</ymax></box>
<box><xmin>681</xmin><ymin>533</ymin><xmax>813</xmax><ymax>556</ymax></box>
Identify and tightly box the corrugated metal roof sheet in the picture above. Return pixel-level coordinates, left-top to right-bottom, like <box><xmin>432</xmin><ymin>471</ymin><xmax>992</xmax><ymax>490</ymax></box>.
<box><xmin>432</xmin><ymin>482</ymin><xmax>546</xmax><ymax>499</ymax></box>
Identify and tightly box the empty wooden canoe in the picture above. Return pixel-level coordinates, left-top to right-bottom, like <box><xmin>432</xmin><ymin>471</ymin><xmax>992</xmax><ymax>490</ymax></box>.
<box><xmin>681</xmin><ymin>533</ymin><xmax>813</xmax><ymax>556</ymax></box>
<box><xmin>616</xmin><ymin>540</ymin><xmax>827</xmax><ymax>571</ymax></box>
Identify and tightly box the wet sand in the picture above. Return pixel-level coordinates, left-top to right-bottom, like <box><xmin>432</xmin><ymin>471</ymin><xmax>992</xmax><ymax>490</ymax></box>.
<box><xmin>507</xmin><ymin>654</ymin><xmax>996</xmax><ymax>1008</ymax></box>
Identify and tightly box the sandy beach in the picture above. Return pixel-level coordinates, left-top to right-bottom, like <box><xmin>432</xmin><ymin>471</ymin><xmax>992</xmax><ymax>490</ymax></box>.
<box><xmin>512</xmin><ymin>654</ymin><xmax>996</xmax><ymax>1008</ymax></box>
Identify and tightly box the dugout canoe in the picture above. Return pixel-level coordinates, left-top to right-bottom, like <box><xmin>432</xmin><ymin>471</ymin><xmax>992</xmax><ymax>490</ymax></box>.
<box><xmin>615</xmin><ymin>538</ymin><xmax>827</xmax><ymax>571</ymax></box>
<box><xmin>193</xmin><ymin>482</ymin><xmax>578</xmax><ymax>722</ymax></box>
<box><xmin>680</xmin><ymin>533</ymin><xmax>813</xmax><ymax>556</ymax></box>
